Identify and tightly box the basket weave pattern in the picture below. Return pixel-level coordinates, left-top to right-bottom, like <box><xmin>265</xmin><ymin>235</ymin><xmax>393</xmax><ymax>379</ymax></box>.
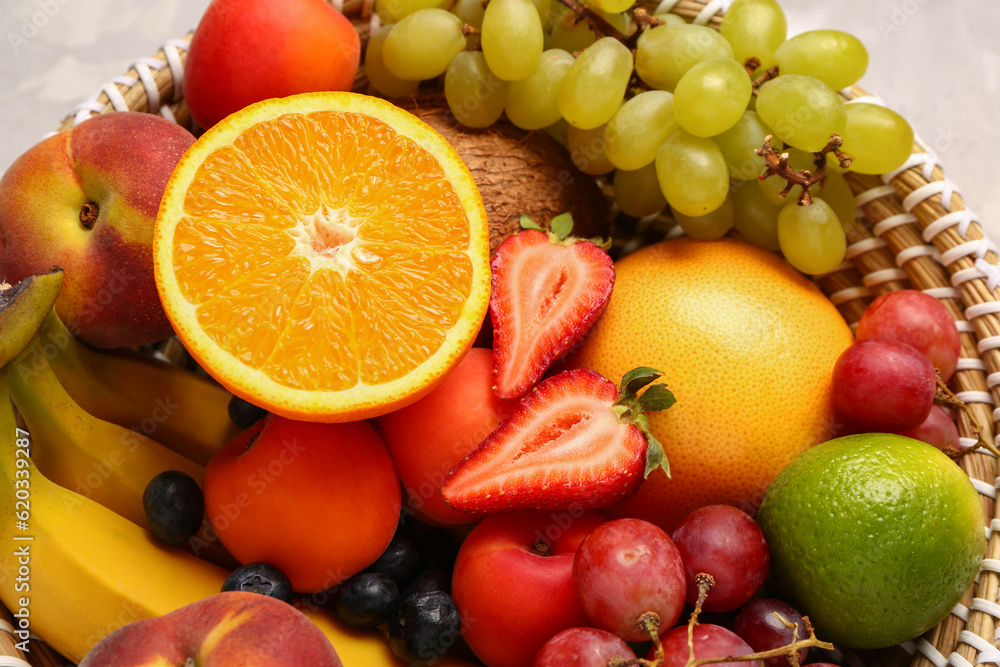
<box><xmin>5</xmin><ymin>0</ymin><xmax>1000</xmax><ymax>665</ymax></box>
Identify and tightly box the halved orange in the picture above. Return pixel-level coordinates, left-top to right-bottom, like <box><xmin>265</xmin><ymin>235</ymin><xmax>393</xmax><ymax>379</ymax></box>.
<box><xmin>154</xmin><ymin>92</ymin><xmax>491</xmax><ymax>422</ymax></box>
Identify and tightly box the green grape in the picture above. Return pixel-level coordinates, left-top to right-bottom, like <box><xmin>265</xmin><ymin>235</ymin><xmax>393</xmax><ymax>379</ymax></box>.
<box><xmin>816</xmin><ymin>170</ymin><xmax>856</xmax><ymax>230</ymax></box>
<box><xmin>382</xmin><ymin>9</ymin><xmax>467</xmax><ymax>81</ymax></box>
<box><xmin>445</xmin><ymin>52</ymin><xmax>508</xmax><ymax>128</ymax></box>
<box><xmin>452</xmin><ymin>0</ymin><xmax>485</xmax><ymax>28</ymax></box>
<box><xmin>755</xmin><ymin>74</ymin><xmax>846</xmax><ymax>152</ymax></box>
<box><xmin>614</xmin><ymin>163</ymin><xmax>667</xmax><ymax>218</ymax></box>
<box><xmin>715</xmin><ymin>110</ymin><xmax>777</xmax><ymax>181</ymax></box>
<box><xmin>548</xmin><ymin>5</ymin><xmax>629</xmax><ymax>53</ymax></box>
<box><xmin>674</xmin><ymin>196</ymin><xmax>734</xmax><ymax>240</ymax></box>
<box><xmin>544</xmin><ymin>118</ymin><xmax>570</xmax><ymax>147</ymax></box>
<box><xmin>758</xmin><ymin>148</ymin><xmax>813</xmax><ymax>205</ymax></box>
<box><xmin>377</xmin><ymin>0</ymin><xmax>448</xmax><ymax>24</ymax></box>
<box><xmin>482</xmin><ymin>0</ymin><xmax>544</xmax><ymax>81</ymax></box>
<box><xmin>569</xmin><ymin>122</ymin><xmax>616</xmax><ymax>175</ymax></box>
<box><xmin>732</xmin><ymin>181</ymin><xmax>781</xmax><ymax>251</ymax></box>
<box><xmin>651</xmin><ymin>12</ymin><xmax>686</xmax><ymax>26</ymax></box>
<box><xmin>365</xmin><ymin>26</ymin><xmax>420</xmax><ymax>98</ymax></box>
<box><xmin>777</xmin><ymin>198</ymin><xmax>847</xmax><ymax>275</ymax></box>
<box><xmin>655</xmin><ymin>130</ymin><xmax>729</xmax><ymax>217</ymax></box>
<box><xmin>558</xmin><ymin>37</ymin><xmax>632</xmax><ymax>129</ymax></box>
<box><xmin>635</xmin><ymin>24</ymin><xmax>734</xmax><ymax>92</ymax></box>
<box><xmin>530</xmin><ymin>0</ymin><xmax>555</xmax><ymax>30</ymax></box>
<box><xmin>673</xmin><ymin>57</ymin><xmax>753</xmax><ymax>138</ymax></box>
<box><xmin>840</xmin><ymin>103</ymin><xmax>914</xmax><ymax>175</ymax></box>
<box><xmin>505</xmin><ymin>49</ymin><xmax>575</xmax><ymax>130</ymax></box>
<box><xmin>591</xmin><ymin>0</ymin><xmax>633</xmax><ymax>14</ymax></box>
<box><xmin>773</xmin><ymin>30</ymin><xmax>868</xmax><ymax>92</ymax></box>
<box><xmin>719</xmin><ymin>0</ymin><xmax>786</xmax><ymax>73</ymax></box>
<box><xmin>604</xmin><ymin>90</ymin><xmax>679</xmax><ymax>170</ymax></box>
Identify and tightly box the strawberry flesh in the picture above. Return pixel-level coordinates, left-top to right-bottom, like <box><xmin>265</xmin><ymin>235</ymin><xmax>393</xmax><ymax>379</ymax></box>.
<box><xmin>490</xmin><ymin>229</ymin><xmax>614</xmax><ymax>399</ymax></box>
<box><xmin>441</xmin><ymin>368</ymin><xmax>653</xmax><ymax>513</ymax></box>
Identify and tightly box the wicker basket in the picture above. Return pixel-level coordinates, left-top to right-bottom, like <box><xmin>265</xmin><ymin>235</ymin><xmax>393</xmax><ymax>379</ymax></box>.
<box><xmin>6</xmin><ymin>0</ymin><xmax>1000</xmax><ymax>665</ymax></box>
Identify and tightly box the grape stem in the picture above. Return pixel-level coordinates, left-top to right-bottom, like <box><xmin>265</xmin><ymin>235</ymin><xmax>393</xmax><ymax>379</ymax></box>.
<box><xmin>749</xmin><ymin>62</ymin><xmax>779</xmax><ymax>95</ymax></box>
<box><xmin>935</xmin><ymin>373</ymin><xmax>1000</xmax><ymax>459</ymax></box>
<box><xmin>756</xmin><ymin>134</ymin><xmax>853</xmax><ymax>206</ymax></box>
<box><xmin>553</xmin><ymin>0</ymin><xmax>632</xmax><ymax>44</ymax></box>
<box><xmin>605</xmin><ymin>573</ymin><xmax>834</xmax><ymax>667</ymax></box>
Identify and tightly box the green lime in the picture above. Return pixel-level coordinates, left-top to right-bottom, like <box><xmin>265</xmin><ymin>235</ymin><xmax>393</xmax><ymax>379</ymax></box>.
<box><xmin>757</xmin><ymin>432</ymin><xmax>984</xmax><ymax>648</ymax></box>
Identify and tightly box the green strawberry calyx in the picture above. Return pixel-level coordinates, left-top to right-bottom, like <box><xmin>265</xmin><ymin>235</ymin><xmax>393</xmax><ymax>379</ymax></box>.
<box><xmin>611</xmin><ymin>366</ymin><xmax>675</xmax><ymax>479</ymax></box>
<box><xmin>520</xmin><ymin>212</ymin><xmax>612</xmax><ymax>250</ymax></box>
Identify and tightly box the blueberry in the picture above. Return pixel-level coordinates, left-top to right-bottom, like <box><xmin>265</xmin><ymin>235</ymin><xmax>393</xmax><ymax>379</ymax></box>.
<box><xmin>227</xmin><ymin>395</ymin><xmax>267</xmax><ymax>430</ymax></box>
<box><xmin>222</xmin><ymin>562</ymin><xmax>294</xmax><ymax>604</ymax></box>
<box><xmin>402</xmin><ymin>569</ymin><xmax>451</xmax><ymax>598</ymax></box>
<box><xmin>142</xmin><ymin>470</ymin><xmax>204</xmax><ymax>545</ymax></box>
<box><xmin>331</xmin><ymin>572</ymin><xmax>400</xmax><ymax>628</ymax></box>
<box><xmin>389</xmin><ymin>591</ymin><xmax>462</xmax><ymax>665</ymax></box>
<box><xmin>366</xmin><ymin>535</ymin><xmax>423</xmax><ymax>588</ymax></box>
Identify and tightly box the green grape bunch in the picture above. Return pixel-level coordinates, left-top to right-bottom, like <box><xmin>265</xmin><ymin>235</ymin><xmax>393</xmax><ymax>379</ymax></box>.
<box><xmin>369</xmin><ymin>0</ymin><xmax>916</xmax><ymax>276</ymax></box>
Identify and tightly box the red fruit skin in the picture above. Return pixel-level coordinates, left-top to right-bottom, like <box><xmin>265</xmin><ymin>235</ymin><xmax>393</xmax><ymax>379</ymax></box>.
<box><xmin>183</xmin><ymin>0</ymin><xmax>360</xmax><ymax>129</ymax></box>
<box><xmin>655</xmin><ymin>624</ymin><xmax>761</xmax><ymax>667</ymax></box>
<box><xmin>832</xmin><ymin>338</ymin><xmax>936</xmax><ymax>432</ymax></box>
<box><xmin>671</xmin><ymin>505</ymin><xmax>770</xmax><ymax>612</ymax></box>
<box><xmin>452</xmin><ymin>509</ymin><xmax>606</xmax><ymax>667</ymax></box>
<box><xmin>441</xmin><ymin>368</ymin><xmax>647</xmax><ymax>513</ymax></box>
<box><xmin>573</xmin><ymin>518</ymin><xmax>686</xmax><ymax>642</ymax></box>
<box><xmin>894</xmin><ymin>404</ymin><xmax>961</xmax><ymax>452</ymax></box>
<box><xmin>532</xmin><ymin>627</ymin><xmax>636</xmax><ymax>666</ymax></box>
<box><xmin>490</xmin><ymin>230</ymin><xmax>614</xmax><ymax>399</ymax></box>
<box><xmin>78</xmin><ymin>591</ymin><xmax>342</xmax><ymax>666</ymax></box>
<box><xmin>374</xmin><ymin>348</ymin><xmax>512</xmax><ymax>525</ymax></box>
<box><xmin>204</xmin><ymin>415</ymin><xmax>400</xmax><ymax>593</ymax></box>
<box><xmin>856</xmin><ymin>289</ymin><xmax>961</xmax><ymax>380</ymax></box>
<box><xmin>0</xmin><ymin>112</ymin><xmax>192</xmax><ymax>348</ymax></box>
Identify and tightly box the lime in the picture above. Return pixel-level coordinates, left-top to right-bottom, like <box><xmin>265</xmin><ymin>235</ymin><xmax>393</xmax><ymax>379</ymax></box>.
<box><xmin>757</xmin><ymin>432</ymin><xmax>984</xmax><ymax>648</ymax></box>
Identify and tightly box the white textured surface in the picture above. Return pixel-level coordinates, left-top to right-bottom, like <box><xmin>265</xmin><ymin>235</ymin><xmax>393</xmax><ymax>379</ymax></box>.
<box><xmin>0</xmin><ymin>0</ymin><xmax>997</xmax><ymax>237</ymax></box>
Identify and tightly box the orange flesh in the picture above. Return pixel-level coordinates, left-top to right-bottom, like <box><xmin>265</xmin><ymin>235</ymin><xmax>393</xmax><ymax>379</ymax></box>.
<box><xmin>173</xmin><ymin>110</ymin><xmax>474</xmax><ymax>392</ymax></box>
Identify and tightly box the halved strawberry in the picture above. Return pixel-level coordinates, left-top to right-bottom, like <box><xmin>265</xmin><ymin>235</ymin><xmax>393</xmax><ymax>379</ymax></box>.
<box><xmin>440</xmin><ymin>367</ymin><xmax>674</xmax><ymax>513</ymax></box>
<box><xmin>490</xmin><ymin>214</ymin><xmax>614</xmax><ymax>399</ymax></box>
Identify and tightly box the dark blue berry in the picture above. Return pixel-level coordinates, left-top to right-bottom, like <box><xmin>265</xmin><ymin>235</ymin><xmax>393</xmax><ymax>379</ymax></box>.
<box><xmin>331</xmin><ymin>572</ymin><xmax>400</xmax><ymax>628</ymax></box>
<box><xmin>227</xmin><ymin>395</ymin><xmax>267</xmax><ymax>430</ymax></box>
<box><xmin>222</xmin><ymin>562</ymin><xmax>294</xmax><ymax>604</ymax></box>
<box><xmin>402</xmin><ymin>569</ymin><xmax>451</xmax><ymax>598</ymax></box>
<box><xmin>142</xmin><ymin>470</ymin><xmax>204</xmax><ymax>545</ymax></box>
<box><xmin>389</xmin><ymin>591</ymin><xmax>462</xmax><ymax>665</ymax></box>
<box><xmin>366</xmin><ymin>535</ymin><xmax>423</xmax><ymax>588</ymax></box>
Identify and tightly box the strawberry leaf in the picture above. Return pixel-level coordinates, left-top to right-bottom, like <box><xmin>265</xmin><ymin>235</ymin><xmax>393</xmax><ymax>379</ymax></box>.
<box><xmin>520</xmin><ymin>214</ymin><xmax>544</xmax><ymax>231</ymax></box>
<box><xmin>550</xmin><ymin>212</ymin><xmax>575</xmax><ymax>240</ymax></box>
<box><xmin>636</xmin><ymin>384</ymin><xmax>676</xmax><ymax>413</ymax></box>
<box><xmin>621</xmin><ymin>367</ymin><xmax>665</xmax><ymax>396</ymax></box>
<box><xmin>641</xmin><ymin>421</ymin><xmax>670</xmax><ymax>478</ymax></box>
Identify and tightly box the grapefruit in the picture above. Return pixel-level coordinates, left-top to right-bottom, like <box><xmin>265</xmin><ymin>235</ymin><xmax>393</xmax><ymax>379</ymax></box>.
<box><xmin>568</xmin><ymin>237</ymin><xmax>853</xmax><ymax>532</ymax></box>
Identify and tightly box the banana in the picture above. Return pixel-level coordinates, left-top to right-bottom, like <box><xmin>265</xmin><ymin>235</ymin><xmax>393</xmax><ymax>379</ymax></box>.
<box><xmin>8</xmin><ymin>327</ymin><xmax>205</xmax><ymax>529</ymax></box>
<box><xmin>0</xmin><ymin>378</ymin><xmax>471</xmax><ymax>666</ymax></box>
<box><xmin>38</xmin><ymin>311</ymin><xmax>240</xmax><ymax>466</ymax></box>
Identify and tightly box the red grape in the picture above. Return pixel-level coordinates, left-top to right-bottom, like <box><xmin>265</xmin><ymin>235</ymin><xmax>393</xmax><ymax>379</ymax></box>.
<box><xmin>856</xmin><ymin>290</ymin><xmax>961</xmax><ymax>380</ymax></box>
<box><xmin>733</xmin><ymin>598</ymin><xmax>809</xmax><ymax>667</ymax></box>
<box><xmin>654</xmin><ymin>623</ymin><xmax>762</xmax><ymax>667</ymax></box>
<box><xmin>895</xmin><ymin>404</ymin><xmax>960</xmax><ymax>451</ymax></box>
<box><xmin>532</xmin><ymin>627</ymin><xmax>636</xmax><ymax>666</ymax></box>
<box><xmin>832</xmin><ymin>338</ymin><xmax>936</xmax><ymax>432</ymax></box>
<box><xmin>671</xmin><ymin>505</ymin><xmax>770</xmax><ymax>612</ymax></box>
<box><xmin>572</xmin><ymin>518</ymin><xmax>686</xmax><ymax>642</ymax></box>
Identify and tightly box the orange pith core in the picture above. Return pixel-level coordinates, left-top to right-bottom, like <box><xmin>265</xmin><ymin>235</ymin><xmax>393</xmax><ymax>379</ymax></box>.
<box><xmin>172</xmin><ymin>110</ymin><xmax>474</xmax><ymax>393</ymax></box>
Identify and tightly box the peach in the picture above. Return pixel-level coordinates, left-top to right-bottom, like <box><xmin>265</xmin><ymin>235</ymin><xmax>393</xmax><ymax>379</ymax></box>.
<box><xmin>77</xmin><ymin>591</ymin><xmax>343</xmax><ymax>666</ymax></box>
<box><xmin>0</xmin><ymin>111</ymin><xmax>194</xmax><ymax>348</ymax></box>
